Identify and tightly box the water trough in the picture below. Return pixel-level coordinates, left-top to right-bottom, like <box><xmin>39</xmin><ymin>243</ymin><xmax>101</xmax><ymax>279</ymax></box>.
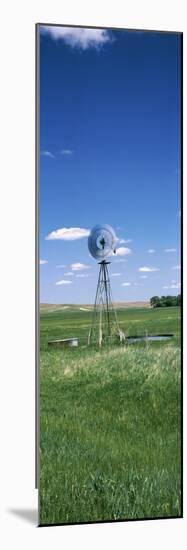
<box><xmin>48</xmin><ymin>338</ymin><xmax>79</xmax><ymax>348</ymax></box>
<box><xmin>125</xmin><ymin>334</ymin><xmax>174</xmax><ymax>344</ymax></box>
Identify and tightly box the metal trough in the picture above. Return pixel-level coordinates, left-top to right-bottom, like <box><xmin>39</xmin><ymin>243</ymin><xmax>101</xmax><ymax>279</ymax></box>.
<box><xmin>126</xmin><ymin>334</ymin><xmax>173</xmax><ymax>344</ymax></box>
<box><xmin>48</xmin><ymin>337</ymin><xmax>79</xmax><ymax>348</ymax></box>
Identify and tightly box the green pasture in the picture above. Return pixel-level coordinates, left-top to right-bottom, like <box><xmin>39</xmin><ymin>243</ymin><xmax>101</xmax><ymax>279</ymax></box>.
<box><xmin>39</xmin><ymin>306</ymin><xmax>182</xmax><ymax>525</ymax></box>
<box><xmin>40</xmin><ymin>305</ymin><xmax>180</xmax><ymax>350</ymax></box>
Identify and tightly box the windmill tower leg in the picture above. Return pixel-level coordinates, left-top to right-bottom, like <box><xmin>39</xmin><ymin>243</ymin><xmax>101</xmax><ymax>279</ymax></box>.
<box><xmin>99</xmin><ymin>303</ymin><xmax>102</xmax><ymax>348</ymax></box>
<box><xmin>103</xmin><ymin>261</ymin><xmax>110</xmax><ymax>337</ymax></box>
<box><xmin>88</xmin><ymin>261</ymin><xmax>103</xmax><ymax>346</ymax></box>
<box><xmin>88</xmin><ymin>261</ymin><xmax>124</xmax><ymax>347</ymax></box>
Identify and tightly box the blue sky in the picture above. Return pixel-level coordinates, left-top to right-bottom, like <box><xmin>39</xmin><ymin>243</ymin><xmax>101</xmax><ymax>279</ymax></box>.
<box><xmin>39</xmin><ymin>26</ymin><xmax>181</xmax><ymax>304</ymax></box>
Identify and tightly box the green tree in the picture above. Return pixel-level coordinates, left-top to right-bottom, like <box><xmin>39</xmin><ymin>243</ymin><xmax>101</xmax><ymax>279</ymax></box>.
<box><xmin>150</xmin><ymin>296</ymin><xmax>160</xmax><ymax>308</ymax></box>
<box><xmin>150</xmin><ymin>294</ymin><xmax>181</xmax><ymax>308</ymax></box>
<box><xmin>160</xmin><ymin>296</ymin><xmax>167</xmax><ymax>307</ymax></box>
<box><xmin>176</xmin><ymin>294</ymin><xmax>181</xmax><ymax>306</ymax></box>
<box><xmin>165</xmin><ymin>295</ymin><xmax>174</xmax><ymax>307</ymax></box>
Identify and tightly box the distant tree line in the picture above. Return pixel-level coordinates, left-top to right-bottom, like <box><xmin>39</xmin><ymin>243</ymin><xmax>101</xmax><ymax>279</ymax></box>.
<box><xmin>150</xmin><ymin>295</ymin><xmax>181</xmax><ymax>308</ymax></box>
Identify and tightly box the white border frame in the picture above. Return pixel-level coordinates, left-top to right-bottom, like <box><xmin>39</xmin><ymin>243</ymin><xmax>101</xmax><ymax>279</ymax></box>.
<box><xmin>0</xmin><ymin>1</ymin><xmax>186</xmax><ymax>548</ymax></box>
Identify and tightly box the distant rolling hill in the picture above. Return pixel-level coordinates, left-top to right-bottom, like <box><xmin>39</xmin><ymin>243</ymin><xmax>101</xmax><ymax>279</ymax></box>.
<box><xmin>40</xmin><ymin>301</ymin><xmax>150</xmax><ymax>313</ymax></box>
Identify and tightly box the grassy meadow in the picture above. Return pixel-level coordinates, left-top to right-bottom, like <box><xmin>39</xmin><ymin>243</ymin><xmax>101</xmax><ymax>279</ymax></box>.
<box><xmin>39</xmin><ymin>305</ymin><xmax>182</xmax><ymax>525</ymax></box>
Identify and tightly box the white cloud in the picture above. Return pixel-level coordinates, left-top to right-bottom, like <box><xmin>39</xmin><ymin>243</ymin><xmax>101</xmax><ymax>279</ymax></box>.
<box><xmin>110</xmin><ymin>247</ymin><xmax>132</xmax><ymax>257</ymax></box>
<box><xmin>71</xmin><ymin>263</ymin><xmax>90</xmax><ymax>271</ymax></box>
<box><xmin>61</xmin><ymin>149</ymin><xmax>73</xmax><ymax>156</ymax></box>
<box><xmin>119</xmin><ymin>238</ymin><xmax>132</xmax><ymax>244</ymax></box>
<box><xmin>111</xmin><ymin>273</ymin><xmax>121</xmax><ymax>277</ymax></box>
<box><xmin>46</xmin><ymin>227</ymin><xmax>90</xmax><ymax>241</ymax></box>
<box><xmin>163</xmin><ymin>283</ymin><xmax>181</xmax><ymax>289</ymax></box>
<box><xmin>75</xmin><ymin>273</ymin><xmax>89</xmax><ymax>278</ymax></box>
<box><xmin>148</xmin><ymin>249</ymin><xmax>155</xmax><ymax>253</ymax></box>
<box><xmin>171</xmin><ymin>265</ymin><xmax>181</xmax><ymax>270</ymax></box>
<box><xmin>140</xmin><ymin>275</ymin><xmax>147</xmax><ymax>279</ymax></box>
<box><xmin>164</xmin><ymin>248</ymin><xmax>177</xmax><ymax>253</ymax></box>
<box><xmin>64</xmin><ymin>272</ymin><xmax>74</xmax><ymax>276</ymax></box>
<box><xmin>55</xmin><ymin>280</ymin><xmax>72</xmax><ymax>285</ymax></box>
<box><xmin>139</xmin><ymin>267</ymin><xmax>159</xmax><ymax>272</ymax></box>
<box><xmin>121</xmin><ymin>282</ymin><xmax>131</xmax><ymax>287</ymax></box>
<box><xmin>41</xmin><ymin>150</ymin><xmax>54</xmax><ymax>158</ymax></box>
<box><xmin>41</xmin><ymin>26</ymin><xmax>112</xmax><ymax>50</ymax></box>
<box><xmin>40</xmin><ymin>259</ymin><xmax>48</xmax><ymax>265</ymax></box>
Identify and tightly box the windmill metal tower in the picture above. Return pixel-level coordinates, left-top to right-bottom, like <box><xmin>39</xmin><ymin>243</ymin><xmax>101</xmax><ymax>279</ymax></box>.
<box><xmin>87</xmin><ymin>225</ymin><xmax>125</xmax><ymax>347</ymax></box>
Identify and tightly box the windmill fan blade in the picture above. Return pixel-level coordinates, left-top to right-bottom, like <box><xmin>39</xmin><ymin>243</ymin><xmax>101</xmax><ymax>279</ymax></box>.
<box><xmin>88</xmin><ymin>224</ymin><xmax>117</xmax><ymax>260</ymax></box>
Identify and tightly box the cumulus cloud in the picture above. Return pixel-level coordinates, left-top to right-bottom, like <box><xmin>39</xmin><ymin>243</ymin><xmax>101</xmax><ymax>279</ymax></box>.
<box><xmin>111</xmin><ymin>273</ymin><xmax>121</xmax><ymax>277</ymax></box>
<box><xmin>163</xmin><ymin>282</ymin><xmax>181</xmax><ymax>289</ymax></box>
<box><xmin>64</xmin><ymin>272</ymin><xmax>74</xmax><ymax>276</ymax></box>
<box><xmin>55</xmin><ymin>280</ymin><xmax>72</xmax><ymax>285</ymax></box>
<box><xmin>139</xmin><ymin>266</ymin><xmax>159</xmax><ymax>272</ymax></box>
<box><xmin>121</xmin><ymin>282</ymin><xmax>131</xmax><ymax>287</ymax></box>
<box><xmin>119</xmin><ymin>238</ymin><xmax>132</xmax><ymax>244</ymax></box>
<box><xmin>41</xmin><ymin>150</ymin><xmax>54</xmax><ymax>158</ymax></box>
<box><xmin>110</xmin><ymin>247</ymin><xmax>131</xmax><ymax>257</ymax></box>
<box><xmin>164</xmin><ymin>248</ymin><xmax>177</xmax><ymax>253</ymax></box>
<box><xmin>140</xmin><ymin>275</ymin><xmax>148</xmax><ymax>279</ymax></box>
<box><xmin>61</xmin><ymin>149</ymin><xmax>73</xmax><ymax>156</ymax></box>
<box><xmin>171</xmin><ymin>265</ymin><xmax>181</xmax><ymax>270</ymax></box>
<box><xmin>46</xmin><ymin>227</ymin><xmax>90</xmax><ymax>241</ymax></box>
<box><xmin>148</xmin><ymin>249</ymin><xmax>155</xmax><ymax>253</ymax></box>
<box><xmin>40</xmin><ymin>259</ymin><xmax>48</xmax><ymax>265</ymax></box>
<box><xmin>41</xmin><ymin>26</ymin><xmax>112</xmax><ymax>50</ymax></box>
<box><xmin>75</xmin><ymin>273</ymin><xmax>90</xmax><ymax>278</ymax></box>
<box><xmin>71</xmin><ymin>263</ymin><xmax>90</xmax><ymax>271</ymax></box>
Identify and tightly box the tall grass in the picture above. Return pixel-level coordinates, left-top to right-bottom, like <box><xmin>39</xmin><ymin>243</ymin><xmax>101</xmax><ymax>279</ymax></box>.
<box><xmin>40</xmin><ymin>340</ymin><xmax>181</xmax><ymax>524</ymax></box>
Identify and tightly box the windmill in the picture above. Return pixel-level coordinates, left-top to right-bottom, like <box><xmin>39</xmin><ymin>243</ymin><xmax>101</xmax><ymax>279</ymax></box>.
<box><xmin>88</xmin><ymin>224</ymin><xmax>125</xmax><ymax>347</ymax></box>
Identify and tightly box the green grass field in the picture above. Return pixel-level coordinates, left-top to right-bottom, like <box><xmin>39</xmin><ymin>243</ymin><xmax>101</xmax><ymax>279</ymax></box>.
<box><xmin>39</xmin><ymin>305</ymin><xmax>182</xmax><ymax>525</ymax></box>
